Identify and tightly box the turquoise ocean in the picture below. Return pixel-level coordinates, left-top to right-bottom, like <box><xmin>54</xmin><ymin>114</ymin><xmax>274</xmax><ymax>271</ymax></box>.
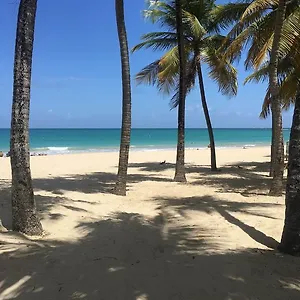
<box><xmin>0</xmin><ymin>128</ymin><xmax>291</xmax><ymax>155</ymax></box>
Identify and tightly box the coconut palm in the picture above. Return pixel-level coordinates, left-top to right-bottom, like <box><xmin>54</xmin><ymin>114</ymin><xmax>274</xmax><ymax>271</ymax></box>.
<box><xmin>132</xmin><ymin>0</ymin><xmax>237</xmax><ymax>172</ymax></box>
<box><xmin>114</xmin><ymin>0</ymin><xmax>132</xmax><ymax>196</ymax></box>
<box><xmin>245</xmin><ymin>56</ymin><xmax>298</xmax><ymax>119</ymax></box>
<box><xmin>278</xmin><ymin>11</ymin><xmax>300</xmax><ymax>255</ymax></box>
<box><xmin>10</xmin><ymin>0</ymin><xmax>43</xmax><ymax>235</ymax></box>
<box><xmin>268</xmin><ymin>0</ymin><xmax>287</xmax><ymax>196</ymax></box>
<box><xmin>279</xmin><ymin>85</ymin><xmax>300</xmax><ymax>254</ymax></box>
<box><xmin>214</xmin><ymin>0</ymin><xmax>300</xmax><ymax>195</ymax></box>
<box><xmin>174</xmin><ymin>0</ymin><xmax>187</xmax><ymax>182</ymax></box>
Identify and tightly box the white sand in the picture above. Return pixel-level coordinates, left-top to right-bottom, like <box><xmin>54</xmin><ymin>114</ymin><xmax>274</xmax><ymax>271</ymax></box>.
<box><xmin>0</xmin><ymin>147</ymin><xmax>300</xmax><ymax>300</ymax></box>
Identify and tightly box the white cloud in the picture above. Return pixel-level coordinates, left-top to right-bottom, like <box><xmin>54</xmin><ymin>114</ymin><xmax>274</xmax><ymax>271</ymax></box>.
<box><xmin>48</xmin><ymin>109</ymin><xmax>53</xmax><ymax>113</ymax></box>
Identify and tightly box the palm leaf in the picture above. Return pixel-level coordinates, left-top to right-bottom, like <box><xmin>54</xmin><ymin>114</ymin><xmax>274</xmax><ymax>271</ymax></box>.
<box><xmin>202</xmin><ymin>48</ymin><xmax>238</xmax><ymax>97</ymax></box>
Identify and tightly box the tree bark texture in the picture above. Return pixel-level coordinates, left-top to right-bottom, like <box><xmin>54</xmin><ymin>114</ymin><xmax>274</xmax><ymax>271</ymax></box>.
<box><xmin>114</xmin><ymin>0</ymin><xmax>132</xmax><ymax>196</ymax></box>
<box><xmin>10</xmin><ymin>0</ymin><xmax>43</xmax><ymax>235</ymax></box>
<box><xmin>268</xmin><ymin>0</ymin><xmax>286</xmax><ymax>196</ymax></box>
<box><xmin>174</xmin><ymin>0</ymin><xmax>187</xmax><ymax>182</ymax></box>
<box><xmin>279</xmin><ymin>88</ymin><xmax>300</xmax><ymax>255</ymax></box>
<box><xmin>197</xmin><ymin>61</ymin><xmax>217</xmax><ymax>171</ymax></box>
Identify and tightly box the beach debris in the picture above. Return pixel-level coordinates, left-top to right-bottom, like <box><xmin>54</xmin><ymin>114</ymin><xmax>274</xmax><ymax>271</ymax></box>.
<box><xmin>0</xmin><ymin>151</ymin><xmax>3</xmax><ymax>157</ymax></box>
<box><xmin>6</xmin><ymin>151</ymin><xmax>10</xmax><ymax>157</ymax></box>
<box><xmin>160</xmin><ymin>160</ymin><xmax>166</xmax><ymax>165</ymax></box>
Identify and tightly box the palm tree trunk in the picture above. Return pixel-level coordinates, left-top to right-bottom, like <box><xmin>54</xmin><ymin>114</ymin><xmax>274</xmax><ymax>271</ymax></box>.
<box><xmin>114</xmin><ymin>0</ymin><xmax>132</xmax><ymax>196</ymax></box>
<box><xmin>268</xmin><ymin>0</ymin><xmax>286</xmax><ymax>196</ymax></box>
<box><xmin>278</xmin><ymin>88</ymin><xmax>300</xmax><ymax>255</ymax></box>
<box><xmin>10</xmin><ymin>0</ymin><xmax>43</xmax><ymax>235</ymax></box>
<box><xmin>196</xmin><ymin>61</ymin><xmax>217</xmax><ymax>171</ymax></box>
<box><xmin>174</xmin><ymin>0</ymin><xmax>187</xmax><ymax>183</ymax></box>
<box><xmin>269</xmin><ymin>122</ymin><xmax>274</xmax><ymax>177</ymax></box>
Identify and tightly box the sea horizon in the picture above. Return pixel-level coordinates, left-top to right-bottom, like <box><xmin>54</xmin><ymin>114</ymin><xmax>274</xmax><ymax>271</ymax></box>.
<box><xmin>0</xmin><ymin>128</ymin><xmax>291</xmax><ymax>155</ymax></box>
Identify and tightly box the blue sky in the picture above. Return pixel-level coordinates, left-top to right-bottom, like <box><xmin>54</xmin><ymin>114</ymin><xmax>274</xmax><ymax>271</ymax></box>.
<box><xmin>0</xmin><ymin>0</ymin><xmax>293</xmax><ymax>128</ymax></box>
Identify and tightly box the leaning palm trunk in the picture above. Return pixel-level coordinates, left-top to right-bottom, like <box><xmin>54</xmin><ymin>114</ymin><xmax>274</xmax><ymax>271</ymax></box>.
<box><xmin>268</xmin><ymin>0</ymin><xmax>287</xmax><ymax>196</ymax></box>
<box><xmin>174</xmin><ymin>0</ymin><xmax>187</xmax><ymax>182</ymax></box>
<box><xmin>10</xmin><ymin>0</ymin><xmax>43</xmax><ymax>235</ymax></box>
<box><xmin>279</xmin><ymin>88</ymin><xmax>300</xmax><ymax>255</ymax></box>
<box><xmin>196</xmin><ymin>61</ymin><xmax>217</xmax><ymax>171</ymax></box>
<box><xmin>114</xmin><ymin>0</ymin><xmax>132</xmax><ymax>196</ymax></box>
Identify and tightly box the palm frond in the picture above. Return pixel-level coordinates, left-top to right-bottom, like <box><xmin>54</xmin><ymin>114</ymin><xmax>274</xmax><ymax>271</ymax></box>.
<box><xmin>169</xmin><ymin>58</ymin><xmax>197</xmax><ymax>109</ymax></box>
<box><xmin>260</xmin><ymin>88</ymin><xmax>271</xmax><ymax>119</ymax></box>
<box><xmin>158</xmin><ymin>46</ymin><xmax>180</xmax><ymax>94</ymax></box>
<box><xmin>202</xmin><ymin>49</ymin><xmax>238</xmax><ymax>97</ymax></box>
<box><xmin>135</xmin><ymin>60</ymin><xmax>161</xmax><ymax>86</ymax></box>
<box><xmin>278</xmin><ymin>8</ymin><xmax>300</xmax><ymax>59</ymax></box>
<box><xmin>211</xmin><ymin>1</ymin><xmax>252</xmax><ymax>31</ymax></box>
<box><xmin>132</xmin><ymin>32</ymin><xmax>178</xmax><ymax>52</ymax></box>
<box><xmin>182</xmin><ymin>9</ymin><xmax>207</xmax><ymax>39</ymax></box>
<box><xmin>241</xmin><ymin>0</ymin><xmax>278</xmax><ymax>21</ymax></box>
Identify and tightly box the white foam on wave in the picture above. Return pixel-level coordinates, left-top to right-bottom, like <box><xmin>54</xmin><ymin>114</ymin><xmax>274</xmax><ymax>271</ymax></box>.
<box><xmin>47</xmin><ymin>147</ymin><xmax>69</xmax><ymax>151</ymax></box>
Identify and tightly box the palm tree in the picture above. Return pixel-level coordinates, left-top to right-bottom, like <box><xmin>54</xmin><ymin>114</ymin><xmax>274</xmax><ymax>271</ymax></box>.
<box><xmin>245</xmin><ymin>56</ymin><xmax>298</xmax><ymax>119</ymax></box>
<box><xmin>278</xmin><ymin>9</ymin><xmax>300</xmax><ymax>255</ymax></box>
<box><xmin>114</xmin><ymin>0</ymin><xmax>132</xmax><ymax>196</ymax></box>
<box><xmin>132</xmin><ymin>0</ymin><xmax>237</xmax><ymax>171</ymax></box>
<box><xmin>214</xmin><ymin>0</ymin><xmax>299</xmax><ymax>195</ymax></box>
<box><xmin>279</xmin><ymin>87</ymin><xmax>300</xmax><ymax>255</ymax></box>
<box><xmin>174</xmin><ymin>0</ymin><xmax>187</xmax><ymax>182</ymax></box>
<box><xmin>268</xmin><ymin>0</ymin><xmax>287</xmax><ymax>196</ymax></box>
<box><xmin>10</xmin><ymin>0</ymin><xmax>43</xmax><ymax>235</ymax></box>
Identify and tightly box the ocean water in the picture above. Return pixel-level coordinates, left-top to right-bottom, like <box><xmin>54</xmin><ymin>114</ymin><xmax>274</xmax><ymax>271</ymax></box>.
<box><xmin>0</xmin><ymin>128</ymin><xmax>291</xmax><ymax>155</ymax></box>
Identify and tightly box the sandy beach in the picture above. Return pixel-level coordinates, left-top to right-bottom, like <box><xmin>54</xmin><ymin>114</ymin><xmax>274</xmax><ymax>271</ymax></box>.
<box><xmin>0</xmin><ymin>146</ymin><xmax>300</xmax><ymax>299</ymax></box>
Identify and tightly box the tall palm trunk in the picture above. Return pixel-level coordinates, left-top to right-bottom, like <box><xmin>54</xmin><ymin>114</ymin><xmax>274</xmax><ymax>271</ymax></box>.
<box><xmin>196</xmin><ymin>61</ymin><xmax>217</xmax><ymax>171</ymax></box>
<box><xmin>114</xmin><ymin>0</ymin><xmax>132</xmax><ymax>196</ymax></box>
<box><xmin>278</xmin><ymin>88</ymin><xmax>300</xmax><ymax>255</ymax></box>
<box><xmin>174</xmin><ymin>0</ymin><xmax>187</xmax><ymax>183</ymax></box>
<box><xmin>268</xmin><ymin>0</ymin><xmax>286</xmax><ymax>196</ymax></box>
<box><xmin>10</xmin><ymin>0</ymin><xmax>42</xmax><ymax>235</ymax></box>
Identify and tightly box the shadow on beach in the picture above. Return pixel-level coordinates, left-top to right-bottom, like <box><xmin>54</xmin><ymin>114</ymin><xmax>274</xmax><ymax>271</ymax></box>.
<box><xmin>1</xmin><ymin>206</ymin><xmax>300</xmax><ymax>300</ymax></box>
<box><xmin>1</xmin><ymin>159</ymin><xmax>296</xmax><ymax>299</ymax></box>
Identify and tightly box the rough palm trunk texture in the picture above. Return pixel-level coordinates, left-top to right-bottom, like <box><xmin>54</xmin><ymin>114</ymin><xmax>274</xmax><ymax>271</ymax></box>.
<box><xmin>197</xmin><ymin>62</ymin><xmax>217</xmax><ymax>171</ymax></box>
<box><xmin>114</xmin><ymin>0</ymin><xmax>132</xmax><ymax>196</ymax></box>
<box><xmin>279</xmin><ymin>89</ymin><xmax>300</xmax><ymax>255</ymax></box>
<box><xmin>10</xmin><ymin>0</ymin><xmax>42</xmax><ymax>235</ymax></box>
<box><xmin>268</xmin><ymin>0</ymin><xmax>286</xmax><ymax>196</ymax></box>
<box><xmin>174</xmin><ymin>0</ymin><xmax>187</xmax><ymax>183</ymax></box>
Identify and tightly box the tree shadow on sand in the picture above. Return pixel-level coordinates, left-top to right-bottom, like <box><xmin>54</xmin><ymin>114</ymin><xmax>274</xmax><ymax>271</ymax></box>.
<box><xmin>155</xmin><ymin>195</ymin><xmax>280</xmax><ymax>249</ymax></box>
<box><xmin>129</xmin><ymin>161</ymin><xmax>285</xmax><ymax>196</ymax></box>
<box><xmin>1</xmin><ymin>211</ymin><xmax>299</xmax><ymax>300</ymax></box>
<box><xmin>32</xmin><ymin>171</ymin><xmax>173</xmax><ymax>196</ymax></box>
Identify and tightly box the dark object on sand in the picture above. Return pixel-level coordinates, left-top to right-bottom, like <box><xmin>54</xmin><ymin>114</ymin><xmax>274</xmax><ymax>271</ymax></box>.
<box><xmin>160</xmin><ymin>160</ymin><xmax>166</xmax><ymax>165</ymax></box>
<box><xmin>207</xmin><ymin>144</ymin><xmax>211</xmax><ymax>148</ymax></box>
<box><xmin>0</xmin><ymin>151</ymin><xmax>3</xmax><ymax>158</ymax></box>
<box><xmin>6</xmin><ymin>151</ymin><xmax>10</xmax><ymax>157</ymax></box>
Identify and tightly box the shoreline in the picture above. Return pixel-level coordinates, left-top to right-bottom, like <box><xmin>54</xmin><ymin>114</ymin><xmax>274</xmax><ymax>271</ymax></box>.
<box><xmin>0</xmin><ymin>144</ymin><xmax>272</xmax><ymax>157</ymax></box>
